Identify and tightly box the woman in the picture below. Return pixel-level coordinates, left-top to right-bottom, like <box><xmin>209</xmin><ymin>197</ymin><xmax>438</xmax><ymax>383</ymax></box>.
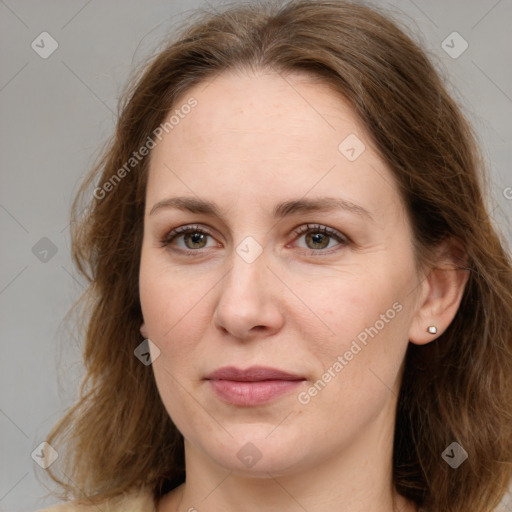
<box><xmin>39</xmin><ymin>1</ymin><xmax>512</xmax><ymax>511</ymax></box>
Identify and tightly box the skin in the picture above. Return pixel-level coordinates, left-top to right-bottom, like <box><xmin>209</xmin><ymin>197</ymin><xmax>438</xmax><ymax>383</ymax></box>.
<box><xmin>139</xmin><ymin>70</ymin><xmax>468</xmax><ymax>512</ymax></box>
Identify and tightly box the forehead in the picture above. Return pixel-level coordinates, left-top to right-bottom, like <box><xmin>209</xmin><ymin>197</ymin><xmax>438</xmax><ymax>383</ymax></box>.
<box><xmin>146</xmin><ymin>70</ymin><xmax>403</xmax><ymax>222</ymax></box>
<box><xmin>167</xmin><ymin>70</ymin><xmax>366</xmax><ymax>160</ymax></box>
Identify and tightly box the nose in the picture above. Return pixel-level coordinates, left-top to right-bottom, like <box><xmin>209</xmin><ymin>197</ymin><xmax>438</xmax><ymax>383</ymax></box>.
<box><xmin>212</xmin><ymin>247</ymin><xmax>285</xmax><ymax>341</ymax></box>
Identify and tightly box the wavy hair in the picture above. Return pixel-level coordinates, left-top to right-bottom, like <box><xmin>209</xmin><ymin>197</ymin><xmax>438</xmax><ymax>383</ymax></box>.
<box><xmin>45</xmin><ymin>1</ymin><xmax>512</xmax><ymax>511</ymax></box>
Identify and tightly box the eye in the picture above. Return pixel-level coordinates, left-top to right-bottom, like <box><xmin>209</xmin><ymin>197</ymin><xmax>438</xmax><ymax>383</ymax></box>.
<box><xmin>160</xmin><ymin>223</ymin><xmax>349</xmax><ymax>256</ymax></box>
<box><xmin>161</xmin><ymin>225</ymin><xmax>219</xmax><ymax>254</ymax></box>
<box><xmin>290</xmin><ymin>223</ymin><xmax>349</xmax><ymax>254</ymax></box>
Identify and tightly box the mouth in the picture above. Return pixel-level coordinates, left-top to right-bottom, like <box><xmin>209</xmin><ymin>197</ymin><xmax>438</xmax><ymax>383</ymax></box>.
<box><xmin>204</xmin><ymin>366</ymin><xmax>306</xmax><ymax>407</ymax></box>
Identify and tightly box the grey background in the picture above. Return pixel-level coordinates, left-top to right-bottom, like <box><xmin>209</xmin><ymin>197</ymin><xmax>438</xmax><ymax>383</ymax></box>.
<box><xmin>0</xmin><ymin>0</ymin><xmax>511</xmax><ymax>511</ymax></box>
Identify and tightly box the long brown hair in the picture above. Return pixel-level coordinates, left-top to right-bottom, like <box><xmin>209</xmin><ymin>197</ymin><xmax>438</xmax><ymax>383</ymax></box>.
<box><xmin>45</xmin><ymin>1</ymin><xmax>512</xmax><ymax>510</ymax></box>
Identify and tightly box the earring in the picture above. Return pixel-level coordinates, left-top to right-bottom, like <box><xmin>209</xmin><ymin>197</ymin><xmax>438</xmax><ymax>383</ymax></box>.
<box><xmin>427</xmin><ymin>325</ymin><xmax>438</xmax><ymax>334</ymax></box>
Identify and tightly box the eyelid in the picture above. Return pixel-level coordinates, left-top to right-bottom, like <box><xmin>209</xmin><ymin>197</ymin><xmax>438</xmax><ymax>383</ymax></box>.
<box><xmin>162</xmin><ymin>223</ymin><xmax>350</xmax><ymax>243</ymax></box>
<box><xmin>160</xmin><ymin>222</ymin><xmax>350</xmax><ymax>255</ymax></box>
<box><xmin>289</xmin><ymin>223</ymin><xmax>350</xmax><ymax>254</ymax></box>
<box><xmin>291</xmin><ymin>223</ymin><xmax>348</xmax><ymax>241</ymax></box>
<box><xmin>160</xmin><ymin>224</ymin><xmax>219</xmax><ymax>248</ymax></box>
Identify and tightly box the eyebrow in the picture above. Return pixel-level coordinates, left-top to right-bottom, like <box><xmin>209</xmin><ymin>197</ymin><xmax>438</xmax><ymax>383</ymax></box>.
<box><xmin>149</xmin><ymin>196</ymin><xmax>373</xmax><ymax>221</ymax></box>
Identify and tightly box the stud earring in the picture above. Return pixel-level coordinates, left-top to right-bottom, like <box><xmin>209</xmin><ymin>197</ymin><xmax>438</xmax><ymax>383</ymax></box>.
<box><xmin>427</xmin><ymin>325</ymin><xmax>438</xmax><ymax>335</ymax></box>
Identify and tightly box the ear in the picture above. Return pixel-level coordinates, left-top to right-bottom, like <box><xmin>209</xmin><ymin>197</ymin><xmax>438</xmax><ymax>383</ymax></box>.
<box><xmin>409</xmin><ymin>237</ymin><xmax>469</xmax><ymax>345</ymax></box>
<box><xmin>140</xmin><ymin>322</ymin><xmax>149</xmax><ymax>339</ymax></box>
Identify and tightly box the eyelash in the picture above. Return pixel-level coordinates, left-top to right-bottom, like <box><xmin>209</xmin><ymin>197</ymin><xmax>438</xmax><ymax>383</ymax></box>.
<box><xmin>160</xmin><ymin>223</ymin><xmax>350</xmax><ymax>257</ymax></box>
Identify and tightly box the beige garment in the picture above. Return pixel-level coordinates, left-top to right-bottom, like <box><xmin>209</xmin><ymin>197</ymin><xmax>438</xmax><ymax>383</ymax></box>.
<box><xmin>37</xmin><ymin>487</ymin><xmax>156</xmax><ymax>512</ymax></box>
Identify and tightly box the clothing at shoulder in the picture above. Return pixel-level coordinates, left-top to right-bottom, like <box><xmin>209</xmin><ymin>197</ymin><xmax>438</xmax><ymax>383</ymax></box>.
<box><xmin>37</xmin><ymin>487</ymin><xmax>156</xmax><ymax>512</ymax></box>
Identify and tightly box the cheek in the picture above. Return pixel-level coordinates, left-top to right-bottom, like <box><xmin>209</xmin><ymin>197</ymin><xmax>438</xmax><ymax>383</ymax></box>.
<box><xmin>293</xmin><ymin>263</ymin><xmax>410</xmax><ymax>348</ymax></box>
<box><xmin>289</xmin><ymin>263</ymin><xmax>414</xmax><ymax>404</ymax></box>
<box><xmin>139</xmin><ymin>251</ymin><xmax>232</xmax><ymax>428</ymax></box>
<box><xmin>288</xmin><ymin>274</ymin><xmax>410</xmax><ymax>440</ymax></box>
<box><xmin>139</xmin><ymin>254</ymin><xmax>211</xmax><ymax>433</ymax></box>
<box><xmin>139</xmin><ymin>250</ymin><xmax>213</xmax><ymax>343</ymax></box>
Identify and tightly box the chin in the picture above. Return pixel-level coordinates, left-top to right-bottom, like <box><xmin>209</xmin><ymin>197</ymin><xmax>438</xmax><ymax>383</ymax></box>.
<box><xmin>194</xmin><ymin>425</ymin><xmax>314</xmax><ymax>477</ymax></box>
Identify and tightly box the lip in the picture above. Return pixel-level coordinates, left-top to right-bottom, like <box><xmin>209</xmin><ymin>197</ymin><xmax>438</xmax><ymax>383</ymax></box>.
<box><xmin>205</xmin><ymin>366</ymin><xmax>305</xmax><ymax>406</ymax></box>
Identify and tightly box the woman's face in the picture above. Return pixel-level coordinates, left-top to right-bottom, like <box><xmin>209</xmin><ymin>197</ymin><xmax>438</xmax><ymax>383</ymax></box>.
<box><xmin>139</xmin><ymin>70</ymin><xmax>426</xmax><ymax>476</ymax></box>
